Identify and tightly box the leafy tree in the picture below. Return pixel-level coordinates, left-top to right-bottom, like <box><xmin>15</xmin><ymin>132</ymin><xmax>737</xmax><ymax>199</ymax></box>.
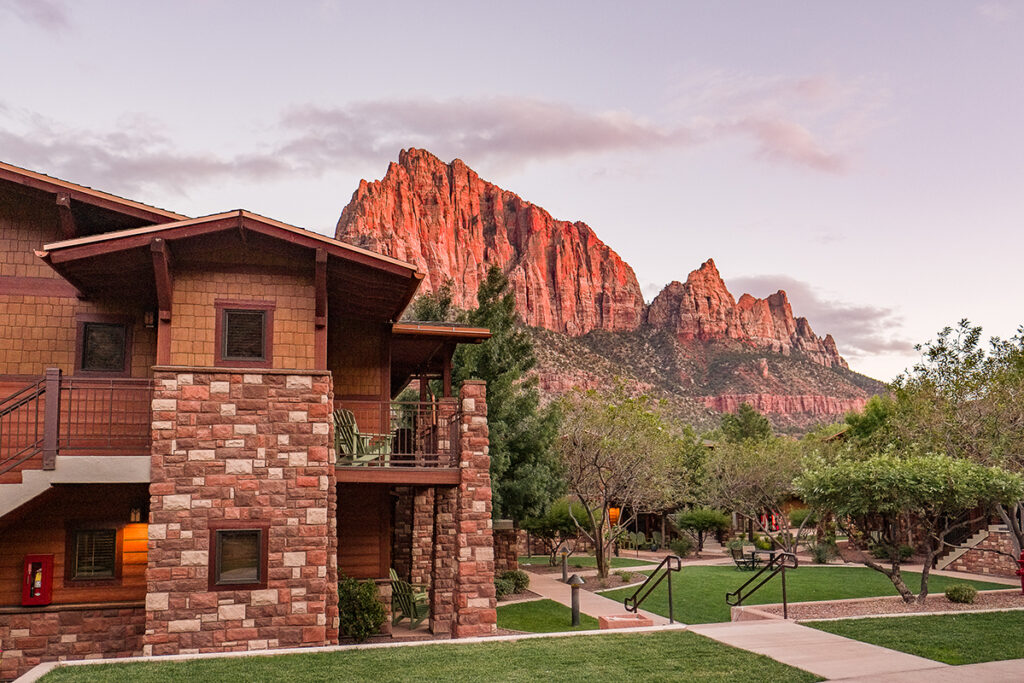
<box><xmin>521</xmin><ymin>499</ymin><xmax>588</xmax><ymax>565</ymax></box>
<box><xmin>454</xmin><ymin>266</ymin><xmax>563</xmax><ymax>523</ymax></box>
<box><xmin>558</xmin><ymin>384</ymin><xmax>691</xmax><ymax>578</ymax></box>
<box><xmin>796</xmin><ymin>453</ymin><xmax>1023</xmax><ymax>602</ymax></box>
<box><xmin>406</xmin><ymin>278</ymin><xmax>456</xmax><ymax>322</ymax></box>
<box><xmin>673</xmin><ymin>508</ymin><xmax>730</xmax><ymax>554</ymax></box>
<box><xmin>703</xmin><ymin>437</ymin><xmax>811</xmax><ymax>552</ymax></box>
<box><xmin>720</xmin><ymin>402</ymin><xmax>772</xmax><ymax>443</ymax></box>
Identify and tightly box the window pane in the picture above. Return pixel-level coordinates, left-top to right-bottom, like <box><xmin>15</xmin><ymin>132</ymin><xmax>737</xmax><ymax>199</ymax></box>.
<box><xmin>82</xmin><ymin>323</ymin><xmax>126</xmax><ymax>371</ymax></box>
<box><xmin>223</xmin><ymin>310</ymin><xmax>265</xmax><ymax>360</ymax></box>
<box><xmin>74</xmin><ymin>529</ymin><xmax>116</xmax><ymax>579</ymax></box>
<box><xmin>216</xmin><ymin>529</ymin><xmax>261</xmax><ymax>584</ymax></box>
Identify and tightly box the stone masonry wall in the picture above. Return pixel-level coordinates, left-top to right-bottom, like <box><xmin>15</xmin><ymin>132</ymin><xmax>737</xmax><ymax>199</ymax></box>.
<box><xmin>948</xmin><ymin>528</ymin><xmax>1018</xmax><ymax>577</ymax></box>
<box><xmin>0</xmin><ymin>605</ymin><xmax>145</xmax><ymax>681</ymax></box>
<box><xmin>451</xmin><ymin>381</ymin><xmax>496</xmax><ymax>638</ymax></box>
<box><xmin>493</xmin><ymin>528</ymin><xmax>518</xmax><ymax>574</ymax></box>
<box><xmin>392</xmin><ymin>486</ymin><xmax>413</xmax><ymax>581</ymax></box>
<box><xmin>145</xmin><ymin>369</ymin><xmax>338</xmax><ymax>656</ymax></box>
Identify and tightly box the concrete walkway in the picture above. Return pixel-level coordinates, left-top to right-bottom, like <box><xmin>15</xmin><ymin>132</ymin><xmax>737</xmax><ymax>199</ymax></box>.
<box><xmin>524</xmin><ymin>568</ymin><xmax>671</xmax><ymax>625</ymax></box>
<box><xmin>689</xmin><ymin>620</ymin><xmax>947</xmax><ymax>680</ymax></box>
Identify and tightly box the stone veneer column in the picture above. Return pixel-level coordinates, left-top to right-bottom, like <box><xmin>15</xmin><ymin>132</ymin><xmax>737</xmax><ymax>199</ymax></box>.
<box><xmin>391</xmin><ymin>486</ymin><xmax>413</xmax><ymax>581</ymax></box>
<box><xmin>145</xmin><ymin>369</ymin><xmax>338</xmax><ymax>656</ymax></box>
<box><xmin>451</xmin><ymin>380</ymin><xmax>497</xmax><ymax>637</ymax></box>
<box><xmin>411</xmin><ymin>487</ymin><xmax>435</xmax><ymax>587</ymax></box>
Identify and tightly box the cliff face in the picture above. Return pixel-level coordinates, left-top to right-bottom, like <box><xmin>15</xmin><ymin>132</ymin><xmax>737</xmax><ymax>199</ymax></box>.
<box><xmin>337</xmin><ymin>148</ymin><xmax>645</xmax><ymax>335</ymax></box>
<box><xmin>336</xmin><ymin>149</ymin><xmax>878</xmax><ymax>429</ymax></box>
<box><xmin>646</xmin><ymin>259</ymin><xmax>848</xmax><ymax>369</ymax></box>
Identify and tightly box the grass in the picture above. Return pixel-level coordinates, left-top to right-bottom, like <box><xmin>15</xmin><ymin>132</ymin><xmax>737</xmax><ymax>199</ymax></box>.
<box><xmin>807</xmin><ymin>610</ymin><xmax>1024</xmax><ymax>665</ymax></box>
<box><xmin>497</xmin><ymin>598</ymin><xmax>599</xmax><ymax>632</ymax></box>
<box><xmin>517</xmin><ymin>555</ymin><xmax>651</xmax><ymax>568</ymax></box>
<box><xmin>40</xmin><ymin>630</ymin><xmax>821</xmax><ymax>682</ymax></box>
<box><xmin>601</xmin><ymin>565</ymin><xmax>1008</xmax><ymax>624</ymax></box>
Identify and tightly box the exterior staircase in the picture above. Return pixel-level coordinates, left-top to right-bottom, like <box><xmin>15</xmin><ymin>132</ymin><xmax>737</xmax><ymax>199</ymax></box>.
<box><xmin>935</xmin><ymin>524</ymin><xmax>1007</xmax><ymax>570</ymax></box>
<box><xmin>0</xmin><ymin>370</ymin><xmax>153</xmax><ymax>517</ymax></box>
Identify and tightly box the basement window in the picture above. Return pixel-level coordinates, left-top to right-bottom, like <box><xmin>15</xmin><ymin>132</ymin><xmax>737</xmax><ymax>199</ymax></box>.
<box><xmin>70</xmin><ymin>528</ymin><xmax>118</xmax><ymax>580</ymax></box>
<box><xmin>210</xmin><ymin>526</ymin><xmax>268</xmax><ymax>590</ymax></box>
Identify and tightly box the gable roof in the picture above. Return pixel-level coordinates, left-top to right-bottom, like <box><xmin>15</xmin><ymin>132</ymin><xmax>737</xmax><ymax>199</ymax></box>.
<box><xmin>0</xmin><ymin>160</ymin><xmax>187</xmax><ymax>224</ymax></box>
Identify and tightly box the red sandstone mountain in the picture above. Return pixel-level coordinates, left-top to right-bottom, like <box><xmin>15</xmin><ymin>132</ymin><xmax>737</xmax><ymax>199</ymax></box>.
<box><xmin>336</xmin><ymin>149</ymin><xmax>880</xmax><ymax>430</ymax></box>
<box><xmin>337</xmin><ymin>148</ymin><xmax>644</xmax><ymax>335</ymax></box>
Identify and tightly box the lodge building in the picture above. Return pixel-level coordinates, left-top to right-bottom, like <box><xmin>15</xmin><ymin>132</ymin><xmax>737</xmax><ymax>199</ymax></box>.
<box><xmin>0</xmin><ymin>161</ymin><xmax>497</xmax><ymax>679</ymax></box>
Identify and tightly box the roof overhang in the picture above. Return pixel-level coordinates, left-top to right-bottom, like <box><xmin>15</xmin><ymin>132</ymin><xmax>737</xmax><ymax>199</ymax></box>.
<box><xmin>37</xmin><ymin>210</ymin><xmax>425</xmax><ymax>320</ymax></box>
<box><xmin>390</xmin><ymin>322</ymin><xmax>490</xmax><ymax>396</ymax></box>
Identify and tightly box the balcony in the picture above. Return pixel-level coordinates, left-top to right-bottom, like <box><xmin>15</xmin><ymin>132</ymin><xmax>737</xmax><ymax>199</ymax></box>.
<box><xmin>332</xmin><ymin>399</ymin><xmax>461</xmax><ymax>485</ymax></box>
<box><xmin>0</xmin><ymin>370</ymin><xmax>152</xmax><ymax>480</ymax></box>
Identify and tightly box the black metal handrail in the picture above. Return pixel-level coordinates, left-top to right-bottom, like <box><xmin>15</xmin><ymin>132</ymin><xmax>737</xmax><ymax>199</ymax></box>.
<box><xmin>725</xmin><ymin>551</ymin><xmax>799</xmax><ymax>618</ymax></box>
<box><xmin>623</xmin><ymin>554</ymin><xmax>683</xmax><ymax>623</ymax></box>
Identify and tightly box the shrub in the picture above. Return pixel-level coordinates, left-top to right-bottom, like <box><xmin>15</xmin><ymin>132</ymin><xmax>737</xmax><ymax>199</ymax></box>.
<box><xmin>501</xmin><ymin>569</ymin><xmax>530</xmax><ymax>594</ymax></box>
<box><xmin>808</xmin><ymin>541</ymin><xmax>838</xmax><ymax>564</ymax></box>
<box><xmin>753</xmin><ymin>534</ymin><xmax>773</xmax><ymax>551</ymax></box>
<box><xmin>869</xmin><ymin>543</ymin><xmax>914</xmax><ymax>562</ymax></box>
<box><xmin>725</xmin><ymin>538</ymin><xmax>745</xmax><ymax>552</ymax></box>
<box><xmin>338</xmin><ymin>575</ymin><xmax>386</xmax><ymax>643</ymax></box>
<box><xmin>789</xmin><ymin>508</ymin><xmax>816</xmax><ymax>528</ymax></box>
<box><xmin>494</xmin><ymin>576</ymin><xmax>515</xmax><ymax>598</ymax></box>
<box><xmin>615</xmin><ymin>569</ymin><xmax>634</xmax><ymax>582</ymax></box>
<box><xmin>669</xmin><ymin>536</ymin><xmax>693</xmax><ymax>557</ymax></box>
<box><xmin>945</xmin><ymin>583</ymin><xmax>977</xmax><ymax>604</ymax></box>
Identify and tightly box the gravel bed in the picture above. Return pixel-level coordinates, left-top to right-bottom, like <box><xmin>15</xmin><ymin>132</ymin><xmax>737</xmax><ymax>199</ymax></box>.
<box><xmin>754</xmin><ymin>589</ymin><xmax>1024</xmax><ymax>620</ymax></box>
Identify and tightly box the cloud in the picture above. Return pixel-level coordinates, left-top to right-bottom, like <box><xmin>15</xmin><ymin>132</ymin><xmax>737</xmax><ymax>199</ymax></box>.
<box><xmin>726</xmin><ymin>274</ymin><xmax>915</xmax><ymax>358</ymax></box>
<box><xmin>1</xmin><ymin>0</ymin><xmax>69</xmax><ymax>30</ymax></box>
<box><xmin>0</xmin><ymin>72</ymin><xmax>883</xmax><ymax>195</ymax></box>
<box><xmin>979</xmin><ymin>2</ymin><xmax>1014</xmax><ymax>23</ymax></box>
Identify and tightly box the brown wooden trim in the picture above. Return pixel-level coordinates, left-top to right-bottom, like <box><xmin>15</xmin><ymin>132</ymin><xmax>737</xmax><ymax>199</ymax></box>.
<box><xmin>151</xmin><ymin>238</ymin><xmax>173</xmax><ymax>365</ymax></box>
<box><xmin>392</xmin><ymin>323</ymin><xmax>491</xmax><ymax>340</ymax></box>
<box><xmin>315</xmin><ymin>249</ymin><xmax>327</xmax><ymax>370</ymax></box>
<box><xmin>56</xmin><ymin>192</ymin><xmax>77</xmax><ymax>238</ymax></box>
<box><xmin>335</xmin><ymin>468</ymin><xmax>460</xmax><ymax>485</ymax></box>
<box><xmin>74</xmin><ymin>314</ymin><xmax>133</xmax><ymax>378</ymax></box>
<box><xmin>0</xmin><ymin>275</ymin><xmax>79</xmax><ymax>298</ymax></box>
<box><xmin>214</xmin><ymin>299</ymin><xmax>275</xmax><ymax>369</ymax></box>
<box><xmin>207</xmin><ymin>521</ymin><xmax>270</xmax><ymax>591</ymax></box>
<box><xmin>0</xmin><ymin>160</ymin><xmax>187</xmax><ymax>222</ymax></box>
<box><xmin>392</xmin><ymin>272</ymin><xmax>425</xmax><ymax>321</ymax></box>
<box><xmin>42</xmin><ymin>368</ymin><xmax>61</xmax><ymax>469</ymax></box>
<box><xmin>63</xmin><ymin>522</ymin><xmax>125</xmax><ymax>587</ymax></box>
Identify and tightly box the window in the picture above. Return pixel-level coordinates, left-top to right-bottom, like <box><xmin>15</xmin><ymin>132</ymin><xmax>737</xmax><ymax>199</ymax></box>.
<box><xmin>209</xmin><ymin>524</ymin><xmax>269</xmax><ymax>590</ymax></box>
<box><xmin>214</xmin><ymin>300</ymin><xmax>274</xmax><ymax>368</ymax></box>
<box><xmin>75</xmin><ymin>315</ymin><xmax>132</xmax><ymax>376</ymax></box>
<box><xmin>70</xmin><ymin>528</ymin><xmax>117</xmax><ymax>580</ymax></box>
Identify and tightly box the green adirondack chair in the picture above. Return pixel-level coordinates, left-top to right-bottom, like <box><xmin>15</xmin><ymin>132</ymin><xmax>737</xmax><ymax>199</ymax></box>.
<box><xmin>389</xmin><ymin>568</ymin><xmax>429</xmax><ymax>628</ymax></box>
<box><xmin>333</xmin><ymin>409</ymin><xmax>393</xmax><ymax>465</ymax></box>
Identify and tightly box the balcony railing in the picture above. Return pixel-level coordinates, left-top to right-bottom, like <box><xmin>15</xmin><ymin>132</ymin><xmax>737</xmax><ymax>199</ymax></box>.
<box><xmin>0</xmin><ymin>370</ymin><xmax>153</xmax><ymax>477</ymax></box>
<box><xmin>333</xmin><ymin>399</ymin><xmax>460</xmax><ymax>468</ymax></box>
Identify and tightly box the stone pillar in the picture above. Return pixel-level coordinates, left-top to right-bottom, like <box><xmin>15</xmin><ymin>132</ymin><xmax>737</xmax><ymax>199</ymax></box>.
<box><xmin>451</xmin><ymin>380</ymin><xmax>496</xmax><ymax>638</ymax></box>
<box><xmin>493</xmin><ymin>523</ymin><xmax>519</xmax><ymax>574</ymax></box>
<box><xmin>145</xmin><ymin>369</ymin><xmax>337</xmax><ymax>656</ymax></box>
<box><xmin>392</xmin><ymin>486</ymin><xmax>414</xmax><ymax>580</ymax></box>
<box><xmin>411</xmin><ymin>487</ymin><xmax>435</xmax><ymax>588</ymax></box>
<box><xmin>430</xmin><ymin>486</ymin><xmax>456</xmax><ymax>636</ymax></box>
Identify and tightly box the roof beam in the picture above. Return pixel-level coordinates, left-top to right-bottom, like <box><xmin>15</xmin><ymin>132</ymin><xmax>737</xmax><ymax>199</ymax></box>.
<box><xmin>56</xmin><ymin>192</ymin><xmax>77</xmax><ymax>239</ymax></box>
<box><xmin>151</xmin><ymin>238</ymin><xmax>173</xmax><ymax>365</ymax></box>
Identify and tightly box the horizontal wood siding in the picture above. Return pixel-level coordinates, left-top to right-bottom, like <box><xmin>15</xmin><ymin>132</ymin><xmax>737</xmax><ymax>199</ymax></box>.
<box><xmin>0</xmin><ymin>484</ymin><xmax>149</xmax><ymax>606</ymax></box>
<box><xmin>336</xmin><ymin>484</ymin><xmax>390</xmax><ymax>580</ymax></box>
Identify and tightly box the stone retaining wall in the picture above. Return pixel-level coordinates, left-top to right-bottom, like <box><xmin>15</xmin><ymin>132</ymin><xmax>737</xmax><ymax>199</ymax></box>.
<box><xmin>948</xmin><ymin>528</ymin><xmax>1018</xmax><ymax>577</ymax></box>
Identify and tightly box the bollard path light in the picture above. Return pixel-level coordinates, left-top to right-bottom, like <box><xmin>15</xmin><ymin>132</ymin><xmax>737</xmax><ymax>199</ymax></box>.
<box><xmin>568</xmin><ymin>574</ymin><xmax>585</xmax><ymax>626</ymax></box>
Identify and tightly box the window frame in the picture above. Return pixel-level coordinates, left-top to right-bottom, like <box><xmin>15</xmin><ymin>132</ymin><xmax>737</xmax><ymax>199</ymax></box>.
<box><xmin>208</xmin><ymin>521</ymin><xmax>270</xmax><ymax>591</ymax></box>
<box><xmin>64</xmin><ymin>523</ymin><xmax>124</xmax><ymax>586</ymax></box>
<box><xmin>75</xmin><ymin>314</ymin><xmax>133</xmax><ymax>377</ymax></box>
<box><xmin>214</xmin><ymin>299</ymin><xmax>275</xmax><ymax>369</ymax></box>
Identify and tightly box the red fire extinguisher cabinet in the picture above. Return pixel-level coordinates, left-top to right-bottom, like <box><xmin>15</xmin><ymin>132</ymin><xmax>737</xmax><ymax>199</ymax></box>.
<box><xmin>22</xmin><ymin>554</ymin><xmax>54</xmax><ymax>606</ymax></box>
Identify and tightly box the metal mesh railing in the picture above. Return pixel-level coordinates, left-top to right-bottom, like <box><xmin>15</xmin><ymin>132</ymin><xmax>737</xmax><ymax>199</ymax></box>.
<box><xmin>334</xmin><ymin>399</ymin><xmax>460</xmax><ymax>467</ymax></box>
<box><xmin>58</xmin><ymin>377</ymin><xmax>153</xmax><ymax>455</ymax></box>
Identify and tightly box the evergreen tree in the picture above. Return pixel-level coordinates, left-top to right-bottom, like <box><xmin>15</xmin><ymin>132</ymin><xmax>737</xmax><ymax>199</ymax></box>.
<box><xmin>720</xmin><ymin>402</ymin><xmax>772</xmax><ymax>443</ymax></box>
<box><xmin>453</xmin><ymin>265</ymin><xmax>563</xmax><ymax>522</ymax></box>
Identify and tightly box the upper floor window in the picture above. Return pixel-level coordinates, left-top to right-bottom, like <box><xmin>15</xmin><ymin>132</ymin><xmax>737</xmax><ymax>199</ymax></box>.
<box><xmin>214</xmin><ymin>300</ymin><xmax>274</xmax><ymax>368</ymax></box>
<box><xmin>76</xmin><ymin>314</ymin><xmax>132</xmax><ymax>376</ymax></box>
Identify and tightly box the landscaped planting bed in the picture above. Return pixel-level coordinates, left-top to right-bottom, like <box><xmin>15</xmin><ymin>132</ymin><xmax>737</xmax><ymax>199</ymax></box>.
<box><xmin>758</xmin><ymin>588</ymin><xmax>1024</xmax><ymax>620</ymax></box>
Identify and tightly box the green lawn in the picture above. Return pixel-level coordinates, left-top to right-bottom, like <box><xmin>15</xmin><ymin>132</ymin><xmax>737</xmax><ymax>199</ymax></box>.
<box><xmin>807</xmin><ymin>610</ymin><xmax>1024</xmax><ymax>665</ymax></box>
<box><xmin>518</xmin><ymin>555</ymin><xmax>651</xmax><ymax>568</ymax></box>
<box><xmin>497</xmin><ymin>598</ymin><xmax>600</xmax><ymax>632</ymax></box>
<box><xmin>601</xmin><ymin>566</ymin><xmax>1008</xmax><ymax>624</ymax></box>
<box><xmin>40</xmin><ymin>631</ymin><xmax>820</xmax><ymax>682</ymax></box>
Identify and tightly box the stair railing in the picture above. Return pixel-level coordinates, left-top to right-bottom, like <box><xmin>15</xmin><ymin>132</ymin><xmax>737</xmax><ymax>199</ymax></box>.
<box><xmin>725</xmin><ymin>551</ymin><xmax>799</xmax><ymax>619</ymax></box>
<box><xmin>623</xmin><ymin>554</ymin><xmax>683</xmax><ymax>623</ymax></box>
<box><xmin>0</xmin><ymin>377</ymin><xmax>47</xmax><ymax>476</ymax></box>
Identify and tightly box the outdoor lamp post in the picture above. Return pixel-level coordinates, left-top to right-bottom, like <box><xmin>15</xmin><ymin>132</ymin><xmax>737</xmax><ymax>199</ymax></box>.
<box><xmin>568</xmin><ymin>574</ymin><xmax>585</xmax><ymax>626</ymax></box>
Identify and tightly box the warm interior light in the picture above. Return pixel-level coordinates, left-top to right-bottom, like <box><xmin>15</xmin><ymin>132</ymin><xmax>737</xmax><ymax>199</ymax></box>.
<box><xmin>608</xmin><ymin>506</ymin><xmax>621</xmax><ymax>527</ymax></box>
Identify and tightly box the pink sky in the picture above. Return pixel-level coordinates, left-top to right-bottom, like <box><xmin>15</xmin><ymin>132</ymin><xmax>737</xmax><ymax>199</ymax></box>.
<box><xmin>2</xmin><ymin>1</ymin><xmax>1022</xmax><ymax>382</ymax></box>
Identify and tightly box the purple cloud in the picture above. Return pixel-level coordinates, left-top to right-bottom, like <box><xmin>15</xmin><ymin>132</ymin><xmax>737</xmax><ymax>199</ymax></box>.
<box><xmin>2</xmin><ymin>0</ymin><xmax>70</xmax><ymax>30</ymax></box>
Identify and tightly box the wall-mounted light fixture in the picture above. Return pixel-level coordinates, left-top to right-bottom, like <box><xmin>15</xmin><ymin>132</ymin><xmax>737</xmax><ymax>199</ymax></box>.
<box><xmin>143</xmin><ymin>311</ymin><xmax>156</xmax><ymax>329</ymax></box>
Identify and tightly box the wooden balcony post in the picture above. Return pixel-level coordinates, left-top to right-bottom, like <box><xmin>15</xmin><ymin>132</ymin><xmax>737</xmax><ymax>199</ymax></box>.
<box><xmin>42</xmin><ymin>367</ymin><xmax>62</xmax><ymax>469</ymax></box>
